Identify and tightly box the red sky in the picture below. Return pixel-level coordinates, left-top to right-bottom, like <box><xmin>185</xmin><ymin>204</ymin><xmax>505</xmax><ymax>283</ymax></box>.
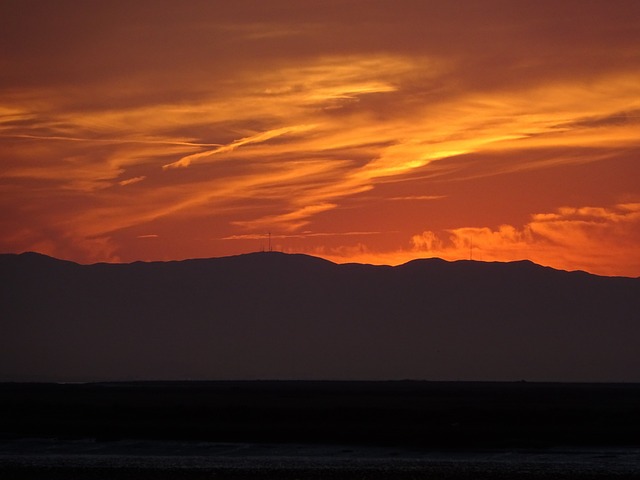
<box><xmin>1</xmin><ymin>0</ymin><xmax>639</xmax><ymax>276</ymax></box>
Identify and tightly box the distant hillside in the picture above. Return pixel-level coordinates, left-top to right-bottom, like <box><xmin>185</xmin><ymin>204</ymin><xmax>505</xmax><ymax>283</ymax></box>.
<box><xmin>1</xmin><ymin>251</ymin><xmax>639</xmax><ymax>382</ymax></box>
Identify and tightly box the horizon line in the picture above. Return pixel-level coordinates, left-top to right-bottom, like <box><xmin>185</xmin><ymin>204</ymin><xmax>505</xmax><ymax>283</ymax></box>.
<box><xmin>4</xmin><ymin>249</ymin><xmax>637</xmax><ymax>279</ymax></box>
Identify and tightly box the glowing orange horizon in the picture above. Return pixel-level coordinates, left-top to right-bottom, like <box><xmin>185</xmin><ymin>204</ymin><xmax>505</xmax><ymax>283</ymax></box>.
<box><xmin>1</xmin><ymin>2</ymin><xmax>639</xmax><ymax>277</ymax></box>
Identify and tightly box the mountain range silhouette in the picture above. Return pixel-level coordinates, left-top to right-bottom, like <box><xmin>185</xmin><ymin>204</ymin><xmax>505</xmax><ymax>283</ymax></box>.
<box><xmin>1</xmin><ymin>251</ymin><xmax>638</xmax><ymax>382</ymax></box>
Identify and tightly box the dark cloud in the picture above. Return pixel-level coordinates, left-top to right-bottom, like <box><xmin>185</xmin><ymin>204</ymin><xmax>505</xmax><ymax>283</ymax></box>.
<box><xmin>2</xmin><ymin>1</ymin><xmax>638</xmax><ymax>91</ymax></box>
<box><xmin>563</xmin><ymin>110</ymin><xmax>640</xmax><ymax>129</ymax></box>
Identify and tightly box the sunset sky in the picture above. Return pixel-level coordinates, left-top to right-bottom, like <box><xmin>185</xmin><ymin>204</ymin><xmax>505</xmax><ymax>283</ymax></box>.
<box><xmin>1</xmin><ymin>0</ymin><xmax>639</xmax><ymax>276</ymax></box>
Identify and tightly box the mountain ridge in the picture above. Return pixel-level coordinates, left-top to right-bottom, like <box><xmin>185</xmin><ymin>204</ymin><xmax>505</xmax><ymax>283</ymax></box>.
<box><xmin>1</xmin><ymin>251</ymin><xmax>638</xmax><ymax>382</ymax></box>
<box><xmin>1</xmin><ymin>250</ymin><xmax>630</xmax><ymax>279</ymax></box>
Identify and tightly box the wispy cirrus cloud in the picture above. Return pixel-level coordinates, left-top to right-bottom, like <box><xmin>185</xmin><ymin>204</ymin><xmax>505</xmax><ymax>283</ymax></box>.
<box><xmin>223</xmin><ymin>230</ymin><xmax>380</xmax><ymax>241</ymax></box>
<box><xmin>119</xmin><ymin>176</ymin><xmax>146</xmax><ymax>186</ymax></box>
<box><xmin>389</xmin><ymin>195</ymin><xmax>446</xmax><ymax>201</ymax></box>
<box><xmin>233</xmin><ymin>203</ymin><xmax>338</xmax><ymax>232</ymax></box>
<box><xmin>162</xmin><ymin>124</ymin><xmax>318</xmax><ymax>169</ymax></box>
<box><xmin>0</xmin><ymin>1</ymin><xmax>638</xmax><ymax>273</ymax></box>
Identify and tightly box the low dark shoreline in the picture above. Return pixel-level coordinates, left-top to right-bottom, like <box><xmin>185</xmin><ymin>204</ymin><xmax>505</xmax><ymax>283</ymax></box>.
<box><xmin>3</xmin><ymin>442</ymin><xmax>640</xmax><ymax>479</ymax></box>
<box><xmin>2</xmin><ymin>380</ymin><xmax>640</xmax><ymax>447</ymax></box>
<box><xmin>2</xmin><ymin>381</ymin><xmax>640</xmax><ymax>478</ymax></box>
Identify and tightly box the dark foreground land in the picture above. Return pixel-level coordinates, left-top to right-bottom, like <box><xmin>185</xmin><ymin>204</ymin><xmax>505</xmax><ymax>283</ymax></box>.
<box><xmin>2</xmin><ymin>381</ymin><xmax>640</xmax><ymax>478</ymax></box>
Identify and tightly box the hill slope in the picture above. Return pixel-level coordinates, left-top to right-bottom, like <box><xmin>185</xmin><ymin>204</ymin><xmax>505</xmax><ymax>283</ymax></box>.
<box><xmin>1</xmin><ymin>252</ymin><xmax>638</xmax><ymax>381</ymax></box>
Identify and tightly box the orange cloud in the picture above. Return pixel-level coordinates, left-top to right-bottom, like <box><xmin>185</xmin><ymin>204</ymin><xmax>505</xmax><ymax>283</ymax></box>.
<box><xmin>323</xmin><ymin>203</ymin><xmax>640</xmax><ymax>277</ymax></box>
<box><xmin>119</xmin><ymin>176</ymin><xmax>146</xmax><ymax>186</ymax></box>
<box><xmin>233</xmin><ymin>203</ymin><xmax>337</xmax><ymax>232</ymax></box>
<box><xmin>1</xmin><ymin>2</ymin><xmax>638</xmax><ymax>272</ymax></box>
<box><xmin>162</xmin><ymin>124</ymin><xmax>317</xmax><ymax>170</ymax></box>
